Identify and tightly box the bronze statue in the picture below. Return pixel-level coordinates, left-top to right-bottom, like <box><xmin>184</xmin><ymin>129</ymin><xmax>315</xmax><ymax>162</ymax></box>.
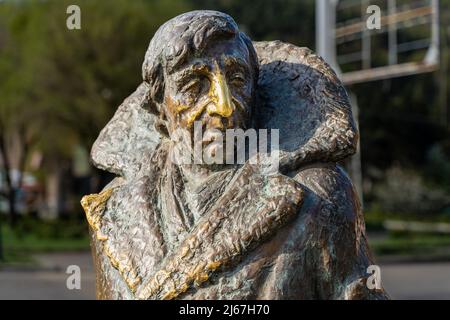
<box><xmin>81</xmin><ymin>10</ymin><xmax>388</xmax><ymax>300</ymax></box>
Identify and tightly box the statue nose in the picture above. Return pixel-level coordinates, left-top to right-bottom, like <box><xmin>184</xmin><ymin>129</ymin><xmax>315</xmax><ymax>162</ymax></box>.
<box><xmin>207</xmin><ymin>70</ymin><xmax>234</xmax><ymax>118</ymax></box>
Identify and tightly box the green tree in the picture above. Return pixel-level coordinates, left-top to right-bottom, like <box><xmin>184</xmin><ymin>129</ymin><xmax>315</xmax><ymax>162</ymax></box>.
<box><xmin>0</xmin><ymin>1</ymin><xmax>46</xmax><ymax>225</ymax></box>
<box><xmin>0</xmin><ymin>0</ymin><xmax>192</xmax><ymax>223</ymax></box>
<box><xmin>190</xmin><ymin>0</ymin><xmax>316</xmax><ymax>47</ymax></box>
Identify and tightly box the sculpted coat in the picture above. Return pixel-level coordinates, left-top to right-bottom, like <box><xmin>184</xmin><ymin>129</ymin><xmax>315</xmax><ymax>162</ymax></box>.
<box><xmin>81</xmin><ymin>11</ymin><xmax>388</xmax><ymax>300</ymax></box>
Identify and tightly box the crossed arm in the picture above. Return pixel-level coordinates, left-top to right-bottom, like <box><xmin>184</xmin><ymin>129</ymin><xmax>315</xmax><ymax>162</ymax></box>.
<box><xmin>134</xmin><ymin>163</ymin><xmax>304</xmax><ymax>300</ymax></box>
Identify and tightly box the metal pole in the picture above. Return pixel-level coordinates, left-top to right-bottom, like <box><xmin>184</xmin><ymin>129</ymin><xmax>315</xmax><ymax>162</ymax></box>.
<box><xmin>316</xmin><ymin>0</ymin><xmax>340</xmax><ymax>73</ymax></box>
<box><xmin>362</xmin><ymin>0</ymin><xmax>371</xmax><ymax>69</ymax></box>
<box><xmin>388</xmin><ymin>0</ymin><xmax>398</xmax><ymax>65</ymax></box>
<box><xmin>425</xmin><ymin>0</ymin><xmax>440</xmax><ymax>65</ymax></box>
<box><xmin>316</xmin><ymin>0</ymin><xmax>364</xmax><ymax>204</ymax></box>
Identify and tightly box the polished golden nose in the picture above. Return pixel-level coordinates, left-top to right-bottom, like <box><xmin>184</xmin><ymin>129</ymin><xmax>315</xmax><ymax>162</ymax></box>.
<box><xmin>207</xmin><ymin>66</ymin><xmax>234</xmax><ymax>118</ymax></box>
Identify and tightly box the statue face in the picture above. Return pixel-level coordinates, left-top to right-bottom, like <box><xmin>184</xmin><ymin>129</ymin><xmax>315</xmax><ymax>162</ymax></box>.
<box><xmin>163</xmin><ymin>37</ymin><xmax>255</xmax><ymax>139</ymax></box>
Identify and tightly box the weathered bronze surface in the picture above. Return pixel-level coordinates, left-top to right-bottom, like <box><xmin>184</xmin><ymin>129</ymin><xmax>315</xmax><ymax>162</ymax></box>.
<box><xmin>81</xmin><ymin>10</ymin><xmax>388</xmax><ymax>300</ymax></box>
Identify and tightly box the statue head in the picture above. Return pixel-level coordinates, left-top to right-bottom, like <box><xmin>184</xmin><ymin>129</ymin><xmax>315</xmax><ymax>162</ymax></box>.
<box><xmin>142</xmin><ymin>11</ymin><xmax>259</xmax><ymax>147</ymax></box>
<box><xmin>90</xmin><ymin>11</ymin><xmax>357</xmax><ymax>178</ymax></box>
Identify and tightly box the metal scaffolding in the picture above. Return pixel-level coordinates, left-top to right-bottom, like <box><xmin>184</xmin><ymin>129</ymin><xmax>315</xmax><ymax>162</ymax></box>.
<box><xmin>315</xmin><ymin>0</ymin><xmax>442</xmax><ymax>204</ymax></box>
<box><xmin>317</xmin><ymin>0</ymin><xmax>440</xmax><ymax>85</ymax></box>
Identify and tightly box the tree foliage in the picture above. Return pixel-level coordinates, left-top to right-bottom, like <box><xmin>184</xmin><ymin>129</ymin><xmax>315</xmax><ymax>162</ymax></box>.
<box><xmin>0</xmin><ymin>0</ymin><xmax>448</xmax><ymax>218</ymax></box>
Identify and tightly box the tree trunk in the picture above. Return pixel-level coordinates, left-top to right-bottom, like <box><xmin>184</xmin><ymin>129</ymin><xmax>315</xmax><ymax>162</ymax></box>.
<box><xmin>0</xmin><ymin>134</ymin><xmax>17</xmax><ymax>226</ymax></box>
<box><xmin>0</xmin><ymin>218</ymin><xmax>4</xmax><ymax>261</ymax></box>
<box><xmin>8</xmin><ymin>188</ymin><xmax>17</xmax><ymax>226</ymax></box>
<box><xmin>0</xmin><ymin>123</ymin><xmax>29</xmax><ymax>226</ymax></box>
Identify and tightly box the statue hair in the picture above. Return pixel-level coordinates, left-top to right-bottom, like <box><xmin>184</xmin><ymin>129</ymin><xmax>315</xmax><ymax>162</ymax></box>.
<box><xmin>142</xmin><ymin>10</ymin><xmax>259</xmax><ymax>113</ymax></box>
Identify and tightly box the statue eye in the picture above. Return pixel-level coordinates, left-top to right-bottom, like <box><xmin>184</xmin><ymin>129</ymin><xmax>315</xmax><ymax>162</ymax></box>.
<box><xmin>181</xmin><ymin>79</ymin><xmax>201</xmax><ymax>93</ymax></box>
<box><xmin>229</xmin><ymin>72</ymin><xmax>246</xmax><ymax>85</ymax></box>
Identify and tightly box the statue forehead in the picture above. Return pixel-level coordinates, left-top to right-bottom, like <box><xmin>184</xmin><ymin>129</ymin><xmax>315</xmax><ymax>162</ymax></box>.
<box><xmin>142</xmin><ymin>10</ymin><xmax>244</xmax><ymax>78</ymax></box>
<box><xmin>167</xmin><ymin>40</ymin><xmax>252</xmax><ymax>77</ymax></box>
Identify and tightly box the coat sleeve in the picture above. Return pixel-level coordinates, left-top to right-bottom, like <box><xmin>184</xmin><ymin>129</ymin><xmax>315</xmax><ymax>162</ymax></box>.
<box><xmin>290</xmin><ymin>163</ymin><xmax>389</xmax><ymax>300</ymax></box>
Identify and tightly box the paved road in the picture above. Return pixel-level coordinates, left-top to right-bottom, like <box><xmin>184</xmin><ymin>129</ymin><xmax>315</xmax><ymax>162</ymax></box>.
<box><xmin>0</xmin><ymin>252</ymin><xmax>95</xmax><ymax>300</ymax></box>
<box><xmin>1</xmin><ymin>252</ymin><xmax>449</xmax><ymax>299</ymax></box>
<box><xmin>381</xmin><ymin>262</ymin><xmax>450</xmax><ymax>299</ymax></box>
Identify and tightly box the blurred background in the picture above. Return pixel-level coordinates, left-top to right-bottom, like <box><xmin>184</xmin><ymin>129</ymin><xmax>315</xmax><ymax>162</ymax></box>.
<box><xmin>0</xmin><ymin>0</ymin><xmax>449</xmax><ymax>299</ymax></box>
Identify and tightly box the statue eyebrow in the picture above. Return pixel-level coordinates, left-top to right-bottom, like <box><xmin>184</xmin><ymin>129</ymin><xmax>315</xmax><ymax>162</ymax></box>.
<box><xmin>223</xmin><ymin>56</ymin><xmax>250</xmax><ymax>73</ymax></box>
<box><xmin>192</xmin><ymin>63</ymin><xmax>211</xmax><ymax>72</ymax></box>
<box><xmin>173</xmin><ymin>63</ymin><xmax>211</xmax><ymax>84</ymax></box>
<box><xmin>172</xmin><ymin>57</ymin><xmax>248</xmax><ymax>85</ymax></box>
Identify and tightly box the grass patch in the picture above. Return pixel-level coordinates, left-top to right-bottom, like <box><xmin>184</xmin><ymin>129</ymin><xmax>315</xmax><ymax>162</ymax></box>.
<box><xmin>369</xmin><ymin>232</ymin><xmax>450</xmax><ymax>257</ymax></box>
<box><xmin>365</xmin><ymin>211</ymin><xmax>450</xmax><ymax>259</ymax></box>
<box><xmin>364</xmin><ymin>210</ymin><xmax>450</xmax><ymax>232</ymax></box>
<box><xmin>0</xmin><ymin>217</ymin><xmax>90</xmax><ymax>266</ymax></box>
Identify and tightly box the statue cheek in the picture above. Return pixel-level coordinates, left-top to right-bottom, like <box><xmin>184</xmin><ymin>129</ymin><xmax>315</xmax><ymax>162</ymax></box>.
<box><xmin>164</xmin><ymin>96</ymin><xmax>187</xmax><ymax>118</ymax></box>
<box><xmin>182</xmin><ymin>107</ymin><xmax>205</xmax><ymax>129</ymax></box>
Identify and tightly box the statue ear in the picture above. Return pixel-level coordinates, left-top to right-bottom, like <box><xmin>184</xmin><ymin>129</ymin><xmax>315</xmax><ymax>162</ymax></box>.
<box><xmin>146</xmin><ymin>63</ymin><xmax>165</xmax><ymax>108</ymax></box>
<box><xmin>142</xmin><ymin>86</ymin><xmax>160</xmax><ymax>115</ymax></box>
<box><xmin>143</xmin><ymin>63</ymin><xmax>171</xmax><ymax>138</ymax></box>
<box><xmin>142</xmin><ymin>84</ymin><xmax>170</xmax><ymax>139</ymax></box>
<box><xmin>253</xmin><ymin>41</ymin><xmax>358</xmax><ymax>173</ymax></box>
